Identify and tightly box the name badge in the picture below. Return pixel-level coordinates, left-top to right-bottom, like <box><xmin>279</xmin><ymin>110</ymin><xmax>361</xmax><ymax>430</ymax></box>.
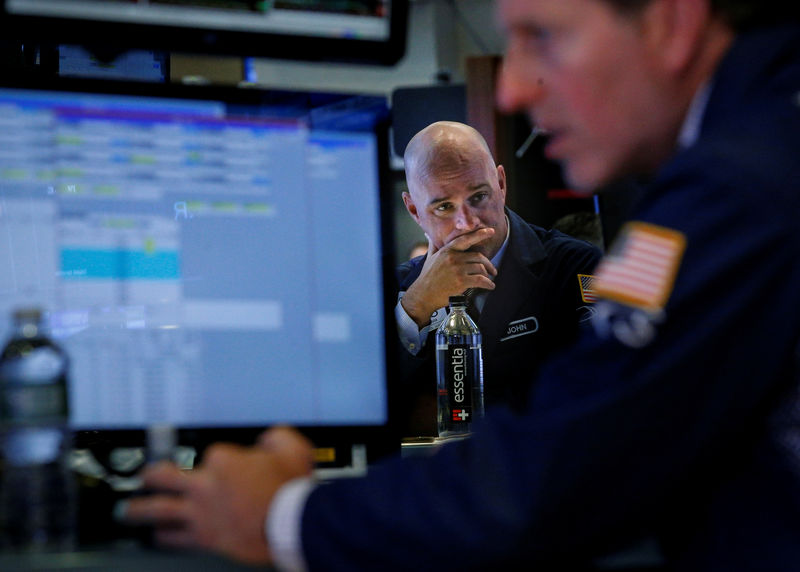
<box><xmin>500</xmin><ymin>316</ymin><xmax>539</xmax><ymax>341</ymax></box>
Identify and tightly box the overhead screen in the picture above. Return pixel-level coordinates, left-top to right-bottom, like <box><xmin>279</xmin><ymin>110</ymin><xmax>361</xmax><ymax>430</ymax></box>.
<box><xmin>0</xmin><ymin>76</ymin><xmax>399</xmax><ymax>463</ymax></box>
<box><xmin>0</xmin><ymin>0</ymin><xmax>408</xmax><ymax>65</ymax></box>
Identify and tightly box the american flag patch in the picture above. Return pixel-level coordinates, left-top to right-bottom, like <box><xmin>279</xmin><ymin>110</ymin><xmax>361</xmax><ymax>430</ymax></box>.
<box><xmin>594</xmin><ymin>222</ymin><xmax>686</xmax><ymax>311</ymax></box>
<box><xmin>578</xmin><ymin>274</ymin><xmax>597</xmax><ymax>303</ymax></box>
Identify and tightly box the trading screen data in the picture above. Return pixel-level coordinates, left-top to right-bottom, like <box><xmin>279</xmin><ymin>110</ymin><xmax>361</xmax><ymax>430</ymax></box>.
<box><xmin>0</xmin><ymin>86</ymin><xmax>388</xmax><ymax>430</ymax></box>
<box><xmin>5</xmin><ymin>0</ymin><xmax>391</xmax><ymax>39</ymax></box>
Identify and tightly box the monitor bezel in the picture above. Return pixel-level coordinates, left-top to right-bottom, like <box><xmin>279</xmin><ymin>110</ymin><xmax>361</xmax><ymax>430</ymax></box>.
<box><xmin>0</xmin><ymin>0</ymin><xmax>408</xmax><ymax>66</ymax></box>
<box><xmin>0</xmin><ymin>73</ymin><xmax>402</xmax><ymax>468</ymax></box>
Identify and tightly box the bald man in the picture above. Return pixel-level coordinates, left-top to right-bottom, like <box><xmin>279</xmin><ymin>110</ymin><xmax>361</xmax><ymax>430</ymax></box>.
<box><xmin>395</xmin><ymin>121</ymin><xmax>601</xmax><ymax>435</ymax></box>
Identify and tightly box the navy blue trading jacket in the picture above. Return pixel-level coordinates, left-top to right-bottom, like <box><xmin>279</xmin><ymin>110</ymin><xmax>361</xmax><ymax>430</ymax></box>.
<box><xmin>395</xmin><ymin>208</ymin><xmax>601</xmax><ymax>434</ymax></box>
<box><xmin>301</xmin><ymin>23</ymin><xmax>800</xmax><ymax>571</ymax></box>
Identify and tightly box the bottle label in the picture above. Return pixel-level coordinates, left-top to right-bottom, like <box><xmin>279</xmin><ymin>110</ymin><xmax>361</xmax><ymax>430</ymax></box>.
<box><xmin>1</xmin><ymin>383</ymin><xmax>67</xmax><ymax>422</ymax></box>
<box><xmin>2</xmin><ymin>427</ymin><xmax>64</xmax><ymax>466</ymax></box>
<box><xmin>444</xmin><ymin>344</ymin><xmax>474</xmax><ymax>425</ymax></box>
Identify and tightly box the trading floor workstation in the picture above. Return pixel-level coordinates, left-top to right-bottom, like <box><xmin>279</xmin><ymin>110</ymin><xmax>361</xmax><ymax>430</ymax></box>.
<box><xmin>0</xmin><ymin>0</ymin><xmax>410</xmax><ymax>566</ymax></box>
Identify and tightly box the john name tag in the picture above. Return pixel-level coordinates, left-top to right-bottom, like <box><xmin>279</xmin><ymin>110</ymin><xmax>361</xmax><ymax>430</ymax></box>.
<box><xmin>500</xmin><ymin>316</ymin><xmax>539</xmax><ymax>341</ymax></box>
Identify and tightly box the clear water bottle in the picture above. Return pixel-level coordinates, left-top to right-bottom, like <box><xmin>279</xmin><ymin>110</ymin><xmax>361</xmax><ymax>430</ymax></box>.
<box><xmin>435</xmin><ymin>295</ymin><xmax>484</xmax><ymax>437</ymax></box>
<box><xmin>0</xmin><ymin>307</ymin><xmax>76</xmax><ymax>553</ymax></box>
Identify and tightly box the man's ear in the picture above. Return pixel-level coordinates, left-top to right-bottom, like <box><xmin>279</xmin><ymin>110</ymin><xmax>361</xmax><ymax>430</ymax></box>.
<box><xmin>402</xmin><ymin>191</ymin><xmax>420</xmax><ymax>223</ymax></box>
<box><xmin>496</xmin><ymin>165</ymin><xmax>507</xmax><ymax>202</ymax></box>
<box><xmin>642</xmin><ymin>0</ymin><xmax>713</xmax><ymax>74</ymax></box>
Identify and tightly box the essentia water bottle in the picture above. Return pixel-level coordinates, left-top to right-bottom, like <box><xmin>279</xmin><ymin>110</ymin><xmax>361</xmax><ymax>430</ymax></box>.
<box><xmin>435</xmin><ymin>295</ymin><xmax>484</xmax><ymax>437</ymax></box>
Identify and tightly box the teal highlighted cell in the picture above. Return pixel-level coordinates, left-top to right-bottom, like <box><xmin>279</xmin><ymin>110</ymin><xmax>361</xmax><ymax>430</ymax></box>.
<box><xmin>61</xmin><ymin>249</ymin><xmax>180</xmax><ymax>279</ymax></box>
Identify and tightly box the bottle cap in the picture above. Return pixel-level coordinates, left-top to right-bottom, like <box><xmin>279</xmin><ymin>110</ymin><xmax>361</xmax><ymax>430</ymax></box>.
<box><xmin>147</xmin><ymin>423</ymin><xmax>177</xmax><ymax>463</ymax></box>
<box><xmin>448</xmin><ymin>295</ymin><xmax>467</xmax><ymax>306</ymax></box>
<box><xmin>12</xmin><ymin>307</ymin><xmax>43</xmax><ymax>322</ymax></box>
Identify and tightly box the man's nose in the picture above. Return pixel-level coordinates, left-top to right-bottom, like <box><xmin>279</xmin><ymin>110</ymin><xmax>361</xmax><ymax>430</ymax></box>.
<box><xmin>454</xmin><ymin>204</ymin><xmax>479</xmax><ymax>230</ymax></box>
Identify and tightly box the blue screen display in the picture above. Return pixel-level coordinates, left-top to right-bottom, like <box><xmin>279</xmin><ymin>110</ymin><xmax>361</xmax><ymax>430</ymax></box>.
<box><xmin>0</xmin><ymin>85</ymin><xmax>390</xmax><ymax>430</ymax></box>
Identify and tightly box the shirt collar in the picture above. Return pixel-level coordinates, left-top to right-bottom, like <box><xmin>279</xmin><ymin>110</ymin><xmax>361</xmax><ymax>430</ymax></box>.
<box><xmin>678</xmin><ymin>80</ymin><xmax>713</xmax><ymax>149</ymax></box>
<box><xmin>489</xmin><ymin>215</ymin><xmax>511</xmax><ymax>270</ymax></box>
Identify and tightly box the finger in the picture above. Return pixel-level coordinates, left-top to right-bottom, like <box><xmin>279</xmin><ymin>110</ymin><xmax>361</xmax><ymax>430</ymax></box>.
<box><xmin>465</xmin><ymin>261</ymin><xmax>498</xmax><ymax>281</ymax></box>
<box><xmin>139</xmin><ymin>461</ymin><xmax>190</xmax><ymax>494</ymax></box>
<box><xmin>446</xmin><ymin>227</ymin><xmax>495</xmax><ymax>252</ymax></box>
<box><xmin>466</xmin><ymin>274</ymin><xmax>497</xmax><ymax>291</ymax></box>
<box><xmin>471</xmin><ymin>255</ymin><xmax>498</xmax><ymax>277</ymax></box>
<box><xmin>121</xmin><ymin>493</ymin><xmax>189</xmax><ymax>525</ymax></box>
<box><xmin>153</xmin><ymin>526</ymin><xmax>201</xmax><ymax>550</ymax></box>
<box><xmin>200</xmin><ymin>442</ymin><xmax>248</xmax><ymax>471</ymax></box>
<box><xmin>450</xmin><ymin>251</ymin><xmax>497</xmax><ymax>279</ymax></box>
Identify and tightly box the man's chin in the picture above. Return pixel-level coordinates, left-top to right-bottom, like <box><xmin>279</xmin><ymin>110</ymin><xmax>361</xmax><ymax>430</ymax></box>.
<box><xmin>563</xmin><ymin>159</ymin><xmax>622</xmax><ymax>194</ymax></box>
<box><xmin>465</xmin><ymin>244</ymin><xmax>493</xmax><ymax>258</ymax></box>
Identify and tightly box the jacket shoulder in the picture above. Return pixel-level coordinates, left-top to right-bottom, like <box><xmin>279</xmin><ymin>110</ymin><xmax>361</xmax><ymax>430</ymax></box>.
<box><xmin>537</xmin><ymin>227</ymin><xmax>603</xmax><ymax>268</ymax></box>
<box><xmin>396</xmin><ymin>255</ymin><xmax>424</xmax><ymax>289</ymax></box>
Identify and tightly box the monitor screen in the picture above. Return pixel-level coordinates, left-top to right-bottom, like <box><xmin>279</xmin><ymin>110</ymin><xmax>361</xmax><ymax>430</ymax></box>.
<box><xmin>57</xmin><ymin>45</ymin><xmax>169</xmax><ymax>83</ymax></box>
<box><xmin>0</xmin><ymin>75</ymin><xmax>399</xmax><ymax>466</ymax></box>
<box><xmin>0</xmin><ymin>0</ymin><xmax>408</xmax><ymax>65</ymax></box>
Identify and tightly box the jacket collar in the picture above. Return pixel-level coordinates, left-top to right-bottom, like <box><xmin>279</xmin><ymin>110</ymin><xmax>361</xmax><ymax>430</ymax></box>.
<box><xmin>502</xmin><ymin>207</ymin><xmax>547</xmax><ymax>272</ymax></box>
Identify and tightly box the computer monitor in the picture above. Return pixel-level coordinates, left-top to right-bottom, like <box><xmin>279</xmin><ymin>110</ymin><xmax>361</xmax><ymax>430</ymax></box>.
<box><xmin>0</xmin><ymin>0</ymin><xmax>408</xmax><ymax>65</ymax></box>
<box><xmin>0</xmin><ymin>75</ymin><xmax>400</xmax><ymax>470</ymax></box>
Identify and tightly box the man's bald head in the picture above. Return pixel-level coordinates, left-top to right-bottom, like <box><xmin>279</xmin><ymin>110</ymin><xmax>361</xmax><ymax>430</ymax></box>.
<box><xmin>403</xmin><ymin>122</ymin><xmax>496</xmax><ymax>190</ymax></box>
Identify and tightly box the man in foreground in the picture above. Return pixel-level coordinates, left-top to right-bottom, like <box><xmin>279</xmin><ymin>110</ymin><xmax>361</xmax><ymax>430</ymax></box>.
<box><xmin>125</xmin><ymin>0</ymin><xmax>800</xmax><ymax>569</ymax></box>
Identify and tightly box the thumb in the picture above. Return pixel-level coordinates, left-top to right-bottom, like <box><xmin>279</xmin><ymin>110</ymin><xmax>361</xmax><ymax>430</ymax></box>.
<box><xmin>425</xmin><ymin>233</ymin><xmax>438</xmax><ymax>257</ymax></box>
<box><xmin>258</xmin><ymin>425</ymin><xmax>312</xmax><ymax>451</ymax></box>
<box><xmin>258</xmin><ymin>426</ymin><xmax>314</xmax><ymax>465</ymax></box>
<box><xmin>420</xmin><ymin>233</ymin><xmax>437</xmax><ymax>272</ymax></box>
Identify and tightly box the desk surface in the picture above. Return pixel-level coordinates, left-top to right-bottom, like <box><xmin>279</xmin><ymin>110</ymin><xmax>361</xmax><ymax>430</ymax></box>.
<box><xmin>400</xmin><ymin>435</ymin><xmax>469</xmax><ymax>457</ymax></box>
<box><xmin>0</xmin><ymin>543</ymin><xmax>269</xmax><ymax>571</ymax></box>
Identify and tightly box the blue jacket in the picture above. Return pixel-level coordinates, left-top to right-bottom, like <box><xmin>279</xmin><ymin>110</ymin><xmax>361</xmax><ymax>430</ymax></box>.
<box><xmin>301</xmin><ymin>24</ymin><xmax>800</xmax><ymax>571</ymax></box>
<box><xmin>395</xmin><ymin>208</ymin><xmax>601</xmax><ymax>434</ymax></box>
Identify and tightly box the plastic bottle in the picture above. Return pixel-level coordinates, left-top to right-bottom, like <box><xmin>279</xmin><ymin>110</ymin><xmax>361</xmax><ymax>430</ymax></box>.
<box><xmin>435</xmin><ymin>295</ymin><xmax>484</xmax><ymax>437</ymax></box>
<box><xmin>0</xmin><ymin>307</ymin><xmax>76</xmax><ymax>553</ymax></box>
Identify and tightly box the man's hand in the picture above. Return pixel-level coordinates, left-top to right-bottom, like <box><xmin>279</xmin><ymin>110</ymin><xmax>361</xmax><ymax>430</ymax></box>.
<box><xmin>401</xmin><ymin>228</ymin><xmax>497</xmax><ymax>327</ymax></box>
<box><xmin>122</xmin><ymin>426</ymin><xmax>315</xmax><ymax>565</ymax></box>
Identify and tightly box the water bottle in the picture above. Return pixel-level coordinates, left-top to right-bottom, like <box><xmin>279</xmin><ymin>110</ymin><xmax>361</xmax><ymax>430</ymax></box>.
<box><xmin>0</xmin><ymin>307</ymin><xmax>76</xmax><ymax>553</ymax></box>
<box><xmin>435</xmin><ymin>295</ymin><xmax>484</xmax><ymax>437</ymax></box>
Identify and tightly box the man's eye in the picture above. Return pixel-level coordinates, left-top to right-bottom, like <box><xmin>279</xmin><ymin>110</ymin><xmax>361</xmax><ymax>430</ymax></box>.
<box><xmin>470</xmin><ymin>193</ymin><xmax>488</xmax><ymax>205</ymax></box>
<box><xmin>435</xmin><ymin>203</ymin><xmax>452</xmax><ymax>212</ymax></box>
<box><xmin>514</xmin><ymin>26</ymin><xmax>552</xmax><ymax>54</ymax></box>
